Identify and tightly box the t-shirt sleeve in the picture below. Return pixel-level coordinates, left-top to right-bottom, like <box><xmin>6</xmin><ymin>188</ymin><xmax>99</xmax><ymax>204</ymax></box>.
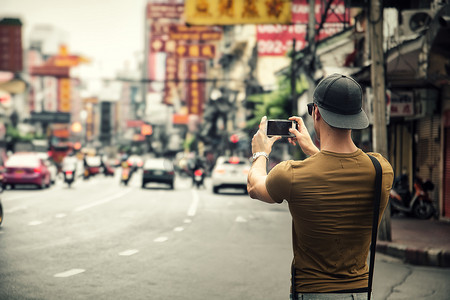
<box><xmin>265</xmin><ymin>161</ymin><xmax>292</xmax><ymax>203</ymax></box>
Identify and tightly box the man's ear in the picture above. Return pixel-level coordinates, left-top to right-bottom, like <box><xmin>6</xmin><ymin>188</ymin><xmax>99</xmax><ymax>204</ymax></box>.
<box><xmin>314</xmin><ymin>106</ymin><xmax>321</xmax><ymax>121</ymax></box>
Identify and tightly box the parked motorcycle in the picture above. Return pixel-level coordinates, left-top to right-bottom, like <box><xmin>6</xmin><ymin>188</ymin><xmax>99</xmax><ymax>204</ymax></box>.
<box><xmin>390</xmin><ymin>175</ymin><xmax>435</xmax><ymax>219</ymax></box>
<box><xmin>193</xmin><ymin>168</ymin><xmax>205</xmax><ymax>189</ymax></box>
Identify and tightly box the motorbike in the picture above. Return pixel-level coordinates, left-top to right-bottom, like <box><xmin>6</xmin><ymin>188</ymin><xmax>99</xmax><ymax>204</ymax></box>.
<box><xmin>63</xmin><ymin>169</ymin><xmax>76</xmax><ymax>187</ymax></box>
<box><xmin>390</xmin><ymin>175</ymin><xmax>435</xmax><ymax>219</ymax></box>
<box><xmin>193</xmin><ymin>168</ymin><xmax>205</xmax><ymax>189</ymax></box>
<box><xmin>120</xmin><ymin>163</ymin><xmax>134</xmax><ymax>186</ymax></box>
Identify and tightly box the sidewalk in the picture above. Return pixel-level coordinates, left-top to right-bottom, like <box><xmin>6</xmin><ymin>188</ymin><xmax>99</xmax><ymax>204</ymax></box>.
<box><xmin>376</xmin><ymin>215</ymin><xmax>450</xmax><ymax>267</ymax></box>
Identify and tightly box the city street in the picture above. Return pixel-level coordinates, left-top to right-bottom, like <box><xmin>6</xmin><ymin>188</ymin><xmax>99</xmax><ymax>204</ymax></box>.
<box><xmin>0</xmin><ymin>171</ymin><xmax>449</xmax><ymax>300</ymax></box>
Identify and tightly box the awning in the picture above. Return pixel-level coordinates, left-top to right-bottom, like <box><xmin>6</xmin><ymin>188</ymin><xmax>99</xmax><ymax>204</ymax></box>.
<box><xmin>0</xmin><ymin>79</ymin><xmax>26</xmax><ymax>94</ymax></box>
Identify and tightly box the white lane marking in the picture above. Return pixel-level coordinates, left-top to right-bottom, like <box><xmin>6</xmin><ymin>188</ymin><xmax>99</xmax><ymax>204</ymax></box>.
<box><xmin>235</xmin><ymin>216</ymin><xmax>248</xmax><ymax>223</ymax></box>
<box><xmin>28</xmin><ymin>220</ymin><xmax>43</xmax><ymax>226</ymax></box>
<box><xmin>54</xmin><ymin>269</ymin><xmax>85</xmax><ymax>278</ymax></box>
<box><xmin>174</xmin><ymin>226</ymin><xmax>184</xmax><ymax>232</ymax></box>
<box><xmin>187</xmin><ymin>189</ymin><xmax>199</xmax><ymax>217</ymax></box>
<box><xmin>55</xmin><ymin>213</ymin><xmax>67</xmax><ymax>219</ymax></box>
<box><xmin>74</xmin><ymin>190</ymin><xmax>131</xmax><ymax>212</ymax></box>
<box><xmin>154</xmin><ymin>236</ymin><xmax>168</xmax><ymax>243</ymax></box>
<box><xmin>119</xmin><ymin>249</ymin><xmax>139</xmax><ymax>256</ymax></box>
<box><xmin>5</xmin><ymin>205</ymin><xmax>28</xmax><ymax>213</ymax></box>
<box><xmin>183</xmin><ymin>219</ymin><xmax>192</xmax><ymax>224</ymax></box>
<box><xmin>2</xmin><ymin>195</ymin><xmax>35</xmax><ymax>202</ymax></box>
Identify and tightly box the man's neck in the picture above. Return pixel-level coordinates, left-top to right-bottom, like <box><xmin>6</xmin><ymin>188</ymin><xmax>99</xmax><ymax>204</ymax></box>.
<box><xmin>319</xmin><ymin>127</ymin><xmax>358</xmax><ymax>154</ymax></box>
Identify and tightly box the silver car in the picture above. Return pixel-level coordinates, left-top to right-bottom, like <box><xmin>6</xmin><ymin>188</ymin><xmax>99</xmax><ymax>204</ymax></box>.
<box><xmin>211</xmin><ymin>156</ymin><xmax>250</xmax><ymax>194</ymax></box>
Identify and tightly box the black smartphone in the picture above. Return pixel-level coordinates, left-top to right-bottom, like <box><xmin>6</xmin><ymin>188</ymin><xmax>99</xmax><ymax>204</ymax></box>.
<box><xmin>266</xmin><ymin>119</ymin><xmax>297</xmax><ymax>137</ymax></box>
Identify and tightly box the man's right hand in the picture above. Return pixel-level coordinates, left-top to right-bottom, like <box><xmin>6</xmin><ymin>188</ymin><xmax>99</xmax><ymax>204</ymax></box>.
<box><xmin>288</xmin><ymin>116</ymin><xmax>319</xmax><ymax>156</ymax></box>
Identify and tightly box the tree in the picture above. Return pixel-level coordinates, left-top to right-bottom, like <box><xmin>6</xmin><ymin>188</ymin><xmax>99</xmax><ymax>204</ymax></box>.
<box><xmin>245</xmin><ymin>74</ymin><xmax>308</xmax><ymax>130</ymax></box>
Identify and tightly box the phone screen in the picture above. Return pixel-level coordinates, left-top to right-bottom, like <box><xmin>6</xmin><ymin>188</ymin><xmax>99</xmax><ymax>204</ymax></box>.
<box><xmin>266</xmin><ymin>120</ymin><xmax>295</xmax><ymax>137</ymax></box>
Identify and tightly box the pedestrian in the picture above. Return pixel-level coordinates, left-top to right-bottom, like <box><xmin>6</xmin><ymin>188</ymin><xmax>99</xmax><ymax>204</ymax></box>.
<box><xmin>247</xmin><ymin>73</ymin><xmax>394</xmax><ymax>300</ymax></box>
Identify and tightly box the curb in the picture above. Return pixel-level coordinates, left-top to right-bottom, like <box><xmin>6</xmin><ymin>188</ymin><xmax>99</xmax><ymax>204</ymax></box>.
<box><xmin>377</xmin><ymin>241</ymin><xmax>450</xmax><ymax>267</ymax></box>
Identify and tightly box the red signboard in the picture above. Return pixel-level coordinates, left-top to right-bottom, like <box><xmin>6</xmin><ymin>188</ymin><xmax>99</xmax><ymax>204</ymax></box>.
<box><xmin>256</xmin><ymin>0</ymin><xmax>349</xmax><ymax>56</ymax></box>
<box><xmin>186</xmin><ymin>60</ymin><xmax>206</xmax><ymax>116</ymax></box>
<box><xmin>30</xmin><ymin>65</ymin><xmax>70</xmax><ymax>77</ymax></box>
<box><xmin>0</xmin><ymin>19</ymin><xmax>23</xmax><ymax>73</ymax></box>
<box><xmin>127</xmin><ymin>120</ymin><xmax>144</xmax><ymax>128</ymax></box>
<box><xmin>150</xmin><ymin>40</ymin><xmax>216</xmax><ymax>58</ymax></box>
<box><xmin>146</xmin><ymin>1</ymin><xmax>184</xmax><ymax>20</ymax></box>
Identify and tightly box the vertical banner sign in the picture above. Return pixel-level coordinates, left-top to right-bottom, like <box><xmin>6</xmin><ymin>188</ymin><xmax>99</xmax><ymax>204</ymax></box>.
<box><xmin>146</xmin><ymin>1</ymin><xmax>184</xmax><ymax>94</ymax></box>
<box><xmin>256</xmin><ymin>0</ymin><xmax>349</xmax><ymax>56</ymax></box>
<box><xmin>59</xmin><ymin>78</ymin><xmax>71</xmax><ymax>112</ymax></box>
<box><xmin>44</xmin><ymin>76</ymin><xmax>57</xmax><ymax>112</ymax></box>
<box><xmin>184</xmin><ymin>0</ymin><xmax>292</xmax><ymax>25</ymax></box>
<box><xmin>164</xmin><ymin>55</ymin><xmax>178</xmax><ymax>105</ymax></box>
<box><xmin>186</xmin><ymin>60</ymin><xmax>206</xmax><ymax>116</ymax></box>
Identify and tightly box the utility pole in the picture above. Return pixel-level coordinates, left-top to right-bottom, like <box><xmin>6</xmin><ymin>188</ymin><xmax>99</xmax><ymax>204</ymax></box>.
<box><xmin>369</xmin><ymin>0</ymin><xmax>391</xmax><ymax>241</ymax></box>
<box><xmin>291</xmin><ymin>38</ymin><xmax>297</xmax><ymax>115</ymax></box>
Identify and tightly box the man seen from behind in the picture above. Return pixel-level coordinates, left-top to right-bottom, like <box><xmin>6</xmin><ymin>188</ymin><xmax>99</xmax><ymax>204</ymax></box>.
<box><xmin>247</xmin><ymin>73</ymin><xmax>394</xmax><ymax>300</ymax></box>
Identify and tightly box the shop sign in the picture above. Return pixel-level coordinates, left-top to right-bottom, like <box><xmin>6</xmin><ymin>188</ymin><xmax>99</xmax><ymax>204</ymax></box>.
<box><xmin>151</xmin><ymin>40</ymin><xmax>216</xmax><ymax>58</ymax></box>
<box><xmin>169</xmin><ymin>25</ymin><xmax>222</xmax><ymax>41</ymax></box>
<box><xmin>31</xmin><ymin>112</ymin><xmax>71</xmax><ymax>123</ymax></box>
<box><xmin>146</xmin><ymin>0</ymin><xmax>184</xmax><ymax>20</ymax></box>
<box><xmin>186</xmin><ymin>60</ymin><xmax>206</xmax><ymax>115</ymax></box>
<box><xmin>43</xmin><ymin>77</ymin><xmax>58</xmax><ymax>112</ymax></box>
<box><xmin>184</xmin><ymin>0</ymin><xmax>292</xmax><ymax>25</ymax></box>
<box><xmin>127</xmin><ymin>120</ymin><xmax>144</xmax><ymax>128</ymax></box>
<box><xmin>58</xmin><ymin>78</ymin><xmax>71</xmax><ymax>112</ymax></box>
<box><xmin>30</xmin><ymin>65</ymin><xmax>70</xmax><ymax>77</ymax></box>
<box><xmin>256</xmin><ymin>0</ymin><xmax>348</xmax><ymax>56</ymax></box>
<box><xmin>164</xmin><ymin>55</ymin><xmax>178</xmax><ymax>105</ymax></box>
<box><xmin>390</xmin><ymin>91</ymin><xmax>414</xmax><ymax>117</ymax></box>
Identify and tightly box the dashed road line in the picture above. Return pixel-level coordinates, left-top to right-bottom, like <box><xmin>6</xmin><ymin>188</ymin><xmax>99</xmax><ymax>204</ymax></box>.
<box><xmin>154</xmin><ymin>236</ymin><xmax>168</xmax><ymax>243</ymax></box>
<box><xmin>28</xmin><ymin>220</ymin><xmax>43</xmax><ymax>226</ymax></box>
<box><xmin>54</xmin><ymin>269</ymin><xmax>85</xmax><ymax>278</ymax></box>
<box><xmin>55</xmin><ymin>213</ymin><xmax>67</xmax><ymax>219</ymax></box>
<box><xmin>74</xmin><ymin>189</ymin><xmax>131</xmax><ymax>212</ymax></box>
<box><xmin>187</xmin><ymin>189</ymin><xmax>199</xmax><ymax>217</ymax></box>
<box><xmin>174</xmin><ymin>226</ymin><xmax>184</xmax><ymax>232</ymax></box>
<box><xmin>119</xmin><ymin>249</ymin><xmax>139</xmax><ymax>256</ymax></box>
<box><xmin>235</xmin><ymin>216</ymin><xmax>248</xmax><ymax>223</ymax></box>
<box><xmin>4</xmin><ymin>205</ymin><xmax>28</xmax><ymax>213</ymax></box>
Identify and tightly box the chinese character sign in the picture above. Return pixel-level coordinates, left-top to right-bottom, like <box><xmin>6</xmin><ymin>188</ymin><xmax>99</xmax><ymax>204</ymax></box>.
<box><xmin>184</xmin><ymin>0</ymin><xmax>292</xmax><ymax>25</ymax></box>
<box><xmin>256</xmin><ymin>0</ymin><xmax>349</xmax><ymax>56</ymax></box>
<box><xmin>186</xmin><ymin>60</ymin><xmax>206</xmax><ymax>116</ymax></box>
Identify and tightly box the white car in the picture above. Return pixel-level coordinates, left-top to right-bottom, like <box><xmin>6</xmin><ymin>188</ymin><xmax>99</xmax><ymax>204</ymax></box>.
<box><xmin>211</xmin><ymin>156</ymin><xmax>250</xmax><ymax>194</ymax></box>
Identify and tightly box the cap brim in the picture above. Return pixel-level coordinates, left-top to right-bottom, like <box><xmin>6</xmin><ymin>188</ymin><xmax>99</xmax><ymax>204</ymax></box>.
<box><xmin>317</xmin><ymin>106</ymin><xmax>369</xmax><ymax>130</ymax></box>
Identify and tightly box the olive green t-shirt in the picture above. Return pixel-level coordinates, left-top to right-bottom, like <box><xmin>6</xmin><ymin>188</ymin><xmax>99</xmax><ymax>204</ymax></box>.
<box><xmin>266</xmin><ymin>149</ymin><xmax>393</xmax><ymax>293</ymax></box>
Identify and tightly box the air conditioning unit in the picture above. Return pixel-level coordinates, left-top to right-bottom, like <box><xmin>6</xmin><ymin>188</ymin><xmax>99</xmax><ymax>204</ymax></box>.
<box><xmin>398</xmin><ymin>9</ymin><xmax>434</xmax><ymax>37</ymax></box>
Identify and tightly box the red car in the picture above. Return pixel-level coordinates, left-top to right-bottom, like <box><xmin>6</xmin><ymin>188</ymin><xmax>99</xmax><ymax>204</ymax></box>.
<box><xmin>3</xmin><ymin>152</ymin><xmax>51</xmax><ymax>189</ymax></box>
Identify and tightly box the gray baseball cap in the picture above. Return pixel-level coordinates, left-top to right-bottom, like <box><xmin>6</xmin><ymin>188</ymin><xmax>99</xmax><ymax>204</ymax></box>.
<box><xmin>313</xmin><ymin>73</ymin><xmax>369</xmax><ymax>130</ymax></box>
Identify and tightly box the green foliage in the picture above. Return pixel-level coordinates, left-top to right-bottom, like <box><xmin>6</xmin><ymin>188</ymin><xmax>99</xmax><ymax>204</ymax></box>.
<box><xmin>6</xmin><ymin>124</ymin><xmax>34</xmax><ymax>141</ymax></box>
<box><xmin>245</xmin><ymin>74</ymin><xmax>309</xmax><ymax>129</ymax></box>
<box><xmin>183</xmin><ymin>134</ymin><xmax>196</xmax><ymax>152</ymax></box>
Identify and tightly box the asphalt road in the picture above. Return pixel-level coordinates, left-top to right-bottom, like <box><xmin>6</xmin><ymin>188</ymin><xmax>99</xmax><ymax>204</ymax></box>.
<box><xmin>0</xmin><ymin>171</ymin><xmax>449</xmax><ymax>300</ymax></box>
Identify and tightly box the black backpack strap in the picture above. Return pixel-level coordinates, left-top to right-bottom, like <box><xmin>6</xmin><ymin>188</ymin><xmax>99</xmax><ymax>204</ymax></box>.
<box><xmin>367</xmin><ymin>154</ymin><xmax>382</xmax><ymax>300</ymax></box>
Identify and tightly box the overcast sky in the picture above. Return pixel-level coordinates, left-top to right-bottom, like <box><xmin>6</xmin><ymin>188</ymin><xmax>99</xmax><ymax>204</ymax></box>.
<box><xmin>1</xmin><ymin>0</ymin><xmax>148</xmax><ymax>81</ymax></box>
